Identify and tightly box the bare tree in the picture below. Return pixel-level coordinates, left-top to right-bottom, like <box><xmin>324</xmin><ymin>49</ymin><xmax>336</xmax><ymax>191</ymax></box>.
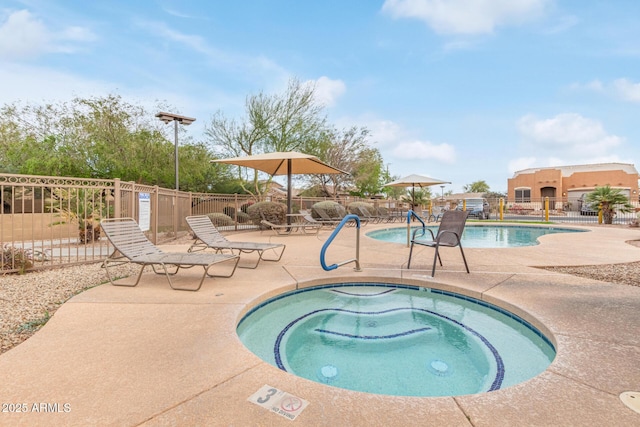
<box><xmin>205</xmin><ymin>78</ymin><xmax>329</xmax><ymax>197</ymax></box>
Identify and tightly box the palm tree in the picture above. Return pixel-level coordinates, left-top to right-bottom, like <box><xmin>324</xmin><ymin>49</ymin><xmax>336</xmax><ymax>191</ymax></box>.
<box><xmin>401</xmin><ymin>188</ymin><xmax>431</xmax><ymax>210</ymax></box>
<box><xmin>585</xmin><ymin>185</ymin><xmax>634</xmax><ymax>224</ymax></box>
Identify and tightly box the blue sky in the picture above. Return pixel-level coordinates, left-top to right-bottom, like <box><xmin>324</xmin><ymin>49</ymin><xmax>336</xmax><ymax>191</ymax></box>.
<box><xmin>2</xmin><ymin>0</ymin><xmax>640</xmax><ymax>193</ymax></box>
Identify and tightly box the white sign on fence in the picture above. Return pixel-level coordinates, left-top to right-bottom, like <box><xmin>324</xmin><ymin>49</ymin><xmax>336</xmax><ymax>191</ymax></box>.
<box><xmin>138</xmin><ymin>192</ymin><xmax>151</xmax><ymax>231</ymax></box>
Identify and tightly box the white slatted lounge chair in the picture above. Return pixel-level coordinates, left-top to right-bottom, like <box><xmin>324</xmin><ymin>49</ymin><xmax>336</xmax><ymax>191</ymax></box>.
<box><xmin>100</xmin><ymin>218</ymin><xmax>239</xmax><ymax>291</ymax></box>
<box><xmin>407</xmin><ymin>210</ymin><xmax>470</xmax><ymax>277</ymax></box>
<box><xmin>258</xmin><ymin>209</ymin><xmax>321</xmax><ymax>235</ymax></box>
<box><xmin>357</xmin><ymin>206</ymin><xmax>380</xmax><ymax>223</ymax></box>
<box><xmin>375</xmin><ymin>207</ymin><xmax>396</xmax><ymax>223</ymax></box>
<box><xmin>185</xmin><ymin>215</ymin><xmax>285</xmax><ymax>268</ymax></box>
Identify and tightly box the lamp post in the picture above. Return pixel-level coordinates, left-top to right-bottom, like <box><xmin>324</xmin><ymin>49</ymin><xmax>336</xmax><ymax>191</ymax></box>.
<box><xmin>440</xmin><ymin>185</ymin><xmax>445</xmax><ymax>200</ymax></box>
<box><xmin>155</xmin><ymin>112</ymin><xmax>196</xmax><ymax>190</ymax></box>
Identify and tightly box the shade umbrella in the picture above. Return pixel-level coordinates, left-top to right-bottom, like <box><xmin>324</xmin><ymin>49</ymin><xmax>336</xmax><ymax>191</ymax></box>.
<box><xmin>384</xmin><ymin>174</ymin><xmax>451</xmax><ymax>207</ymax></box>
<box><xmin>212</xmin><ymin>151</ymin><xmax>348</xmax><ymax>223</ymax></box>
<box><xmin>385</xmin><ymin>174</ymin><xmax>451</xmax><ymax>247</ymax></box>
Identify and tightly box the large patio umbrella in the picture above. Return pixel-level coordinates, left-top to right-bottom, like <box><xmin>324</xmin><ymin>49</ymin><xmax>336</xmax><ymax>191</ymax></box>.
<box><xmin>384</xmin><ymin>174</ymin><xmax>451</xmax><ymax>207</ymax></box>
<box><xmin>212</xmin><ymin>151</ymin><xmax>348</xmax><ymax>223</ymax></box>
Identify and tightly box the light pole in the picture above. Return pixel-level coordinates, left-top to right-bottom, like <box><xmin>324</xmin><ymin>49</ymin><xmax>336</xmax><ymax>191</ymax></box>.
<box><xmin>440</xmin><ymin>185</ymin><xmax>445</xmax><ymax>201</ymax></box>
<box><xmin>155</xmin><ymin>112</ymin><xmax>196</xmax><ymax>190</ymax></box>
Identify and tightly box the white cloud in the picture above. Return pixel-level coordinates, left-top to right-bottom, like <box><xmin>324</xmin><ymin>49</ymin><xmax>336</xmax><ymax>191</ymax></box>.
<box><xmin>381</xmin><ymin>0</ymin><xmax>550</xmax><ymax>35</ymax></box>
<box><xmin>508</xmin><ymin>154</ymin><xmax>627</xmax><ymax>174</ymax></box>
<box><xmin>0</xmin><ymin>10</ymin><xmax>49</xmax><ymax>59</ymax></box>
<box><xmin>136</xmin><ymin>19</ymin><xmax>287</xmax><ymax>80</ymax></box>
<box><xmin>0</xmin><ymin>9</ymin><xmax>95</xmax><ymax>61</ymax></box>
<box><xmin>612</xmin><ymin>78</ymin><xmax>640</xmax><ymax>103</ymax></box>
<box><xmin>570</xmin><ymin>78</ymin><xmax>640</xmax><ymax>103</ymax></box>
<box><xmin>0</xmin><ymin>63</ymin><xmax>112</xmax><ymax>104</ymax></box>
<box><xmin>517</xmin><ymin>113</ymin><xmax>622</xmax><ymax>156</ymax></box>
<box><xmin>542</xmin><ymin>14</ymin><xmax>578</xmax><ymax>34</ymax></box>
<box><xmin>507</xmin><ymin>157</ymin><xmax>538</xmax><ymax>174</ymax></box>
<box><xmin>312</xmin><ymin>76</ymin><xmax>346</xmax><ymax>107</ymax></box>
<box><xmin>393</xmin><ymin>140</ymin><xmax>456</xmax><ymax>163</ymax></box>
<box><xmin>334</xmin><ymin>115</ymin><xmax>456</xmax><ymax>164</ymax></box>
<box><xmin>365</xmin><ymin>119</ymin><xmax>404</xmax><ymax>145</ymax></box>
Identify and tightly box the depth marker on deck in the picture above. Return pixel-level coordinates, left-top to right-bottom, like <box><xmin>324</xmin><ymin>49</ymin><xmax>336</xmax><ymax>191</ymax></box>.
<box><xmin>248</xmin><ymin>384</ymin><xmax>309</xmax><ymax>421</ymax></box>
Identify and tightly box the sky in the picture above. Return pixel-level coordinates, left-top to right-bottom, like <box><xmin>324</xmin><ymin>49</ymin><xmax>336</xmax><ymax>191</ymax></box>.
<box><xmin>2</xmin><ymin>0</ymin><xmax>640</xmax><ymax>193</ymax></box>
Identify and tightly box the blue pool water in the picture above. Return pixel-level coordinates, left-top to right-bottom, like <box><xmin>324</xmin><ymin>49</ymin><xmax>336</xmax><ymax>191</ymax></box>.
<box><xmin>237</xmin><ymin>283</ymin><xmax>556</xmax><ymax>397</ymax></box>
<box><xmin>366</xmin><ymin>225</ymin><xmax>584</xmax><ymax>248</ymax></box>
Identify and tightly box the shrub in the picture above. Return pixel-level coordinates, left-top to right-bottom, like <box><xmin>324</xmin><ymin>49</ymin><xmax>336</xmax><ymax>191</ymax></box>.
<box><xmin>240</xmin><ymin>201</ymin><xmax>254</xmax><ymax>213</ymax></box>
<box><xmin>236</xmin><ymin>211</ymin><xmax>250</xmax><ymax>223</ymax></box>
<box><xmin>206</xmin><ymin>213</ymin><xmax>235</xmax><ymax>227</ymax></box>
<box><xmin>311</xmin><ymin>201</ymin><xmax>346</xmax><ymax>219</ymax></box>
<box><xmin>347</xmin><ymin>201</ymin><xmax>375</xmax><ymax>216</ymax></box>
<box><xmin>223</xmin><ymin>206</ymin><xmax>236</xmax><ymax>217</ymax></box>
<box><xmin>247</xmin><ymin>201</ymin><xmax>287</xmax><ymax>227</ymax></box>
<box><xmin>1</xmin><ymin>244</ymin><xmax>34</xmax><ymax>274</ymax></box>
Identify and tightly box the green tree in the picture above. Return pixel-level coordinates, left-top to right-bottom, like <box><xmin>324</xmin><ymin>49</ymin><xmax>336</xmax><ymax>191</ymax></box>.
<box><xmin>310</xmin><ymin>126</ymin><xmax>372</xmax><ymax>196</ymax></box>
<box><xmin>382</xmin><ymin>174</ymin><xmax>406</xmax><ymax>200</ymax></box>
<box><xmin>350</xmin><ymin>148</ymin><xmax>385</xmax><ymax>197</ymax></box>
<box><xmin>585</xmin><ymin>185</ymin><xmax>634</xmax><ymax>224</ymax></box>
<box><xmin>0</xmin><ymin>95</ymin><xmax>217</xmax><ymax>192</ymax></box>
<box><xmin>263</xmin><ymin>78</ymin><xmax>326</xmax><ymax>153</ymax></box>
<box><xmin>205</xmin><ymin>78</ymin><xmax>328</xmax><ymax>197</ymax></box>
<box><xmin>206</xmin><ymin>109</ymin><xmax>269</xmax><ymax>195</ymax></box>
<box><xmin>463</xmin><ymin>180</ymin><xmax>490</xmax><ymax>193</ymax></box>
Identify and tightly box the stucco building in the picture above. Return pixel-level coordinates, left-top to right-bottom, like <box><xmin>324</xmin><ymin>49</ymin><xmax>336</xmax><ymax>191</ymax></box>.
<box><xmin>507</xmin><ymin>163</ymin><xmax>639</xmax><ymax>203</ymax></box>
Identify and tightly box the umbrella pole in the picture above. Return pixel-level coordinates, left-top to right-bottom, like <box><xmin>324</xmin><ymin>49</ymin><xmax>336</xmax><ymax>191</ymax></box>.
<box><xmin>287</xmin><ymin>159</ymin><xmax>292</xmax><ymax>225</ymax></box>
<box><xmin>412</xmin><ymin>186</ymin><xmax>415</xmax><ymax>210</ymax></box>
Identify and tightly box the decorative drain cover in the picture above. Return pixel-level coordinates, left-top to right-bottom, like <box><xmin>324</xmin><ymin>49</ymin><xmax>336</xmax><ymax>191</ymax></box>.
<box><xmin>317</xmin><ymin>364</ymin><xmax>339</xmax><ymax>383</ymax></box>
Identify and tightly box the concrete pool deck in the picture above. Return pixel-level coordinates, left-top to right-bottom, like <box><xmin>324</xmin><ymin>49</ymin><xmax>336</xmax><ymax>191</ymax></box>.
<box><xmin>0</xmin><ymin>222</ymin><xmax>639</xmax><ymax>426</ymax></box>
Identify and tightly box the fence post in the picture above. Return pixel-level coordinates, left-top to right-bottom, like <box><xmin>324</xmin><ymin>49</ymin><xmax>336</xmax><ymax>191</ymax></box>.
<box><xmin>152</xmin><ymin>186</ymin><xmax>159</xmax><ymax>244</ymax></box>
<box><xmin>499</xmin><ymin>198</ymin><xmax>504</xmax><ymax>221</ymax></box>
<box><xmin>114</xmin><ymin>178</ymin><xmax>121</xmax><ymax>219</ymax></box>
<box><xmin>544</xmin><ymin>197</ymin><xmax>549</xmax><ymax>222</ymax></box>
<box><xmin>129</xmin><ymin>181</ymin><xmax>136</xmax><ymax>220</ymax></box>
<box><xmin>234</xmin><ymin>193</ymin><xmax>239</xmax><ymax>231</ymax></box>
<box><xmin>173</xmin><ymin>189</ymin><xmax>179</xmax><ymax>237</ymax></box>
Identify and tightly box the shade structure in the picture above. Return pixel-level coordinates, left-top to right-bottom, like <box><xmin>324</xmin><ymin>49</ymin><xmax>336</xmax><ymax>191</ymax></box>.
<box><xmin>212</xmin><ymin>151</ymin><xmax>348</xmax><ymax>222</ymax></box>
<box><xmin>384</xmin><ymin>174</ymin><xmax>451</xmax><ymax>207</ymax></box>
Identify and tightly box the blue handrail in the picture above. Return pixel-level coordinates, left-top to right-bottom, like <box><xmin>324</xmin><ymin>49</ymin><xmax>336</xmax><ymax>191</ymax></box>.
<box><xmin>320</xmin><ymin>214</ymin><xmax>362</xmax><ymax>271</ymax></box>
<box><xmin>405</xmin><ymin>210</ymin><xmax>426</xmax><ymax>247</ymax></box>
<box><xmin>406</xmin><ymin>209</ymin><xmax>426</xmax><ymax>227</ymax></box>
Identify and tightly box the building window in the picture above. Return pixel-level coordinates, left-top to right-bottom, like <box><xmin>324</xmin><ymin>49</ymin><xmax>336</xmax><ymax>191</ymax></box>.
<box><xmin>515</xmin><ymin>188</ymin><xmax>531</xmax><ymax>203</ymax></box>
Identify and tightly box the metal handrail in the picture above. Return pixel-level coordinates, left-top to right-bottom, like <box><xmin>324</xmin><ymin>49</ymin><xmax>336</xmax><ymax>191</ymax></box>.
<box><xmin>320</xmin><ymin>214</ymin><xmax>362</xmax><ymax>272</ymax></box>
<box><xmin>406</xmin><ymin>209</ymin><xmax>426</xmax><ymax>247</ymax></box>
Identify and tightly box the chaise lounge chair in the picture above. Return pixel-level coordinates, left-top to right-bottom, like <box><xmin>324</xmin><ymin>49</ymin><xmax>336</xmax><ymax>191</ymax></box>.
<box><xmin>185</xmin><ymin>215</ymin><xmax>286</xmax><ymax>268</ymax></box>
<box><xmin>357</xmin><ymin>206</ymin><xmax>380</xmax><ymax>224</ymax></box>
<box><xmin>258</xmin><ymin>210</ymin><xmax>321</xmax><ymax>235</ymax></box>
<box><xmin>100</xmin><ymin>217</ymin><xmax>239</xmax><ymax>291</ymax></box>
<box><xmin>300</xmin><ymin>210</ymin><xmax>339</xmax><ymax>228</ymax></box>
<box><xmin>406</xmin><ymin>210</ymin><xmax>470</xmax><ymax>276</ymax></box>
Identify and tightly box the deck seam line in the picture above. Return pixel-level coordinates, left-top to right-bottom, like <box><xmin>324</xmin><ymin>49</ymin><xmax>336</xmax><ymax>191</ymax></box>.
<box><xmin>133</xmin><ymin>362</ymin><xmax>263</xmax><ymax>426</ymax></box>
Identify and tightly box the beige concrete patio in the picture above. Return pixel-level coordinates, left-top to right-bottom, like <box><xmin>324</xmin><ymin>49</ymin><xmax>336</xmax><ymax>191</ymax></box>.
<box><xmin>0</xmin><ymin>222</ymin><xmax>639</xmax><ymax>426</ymax></box>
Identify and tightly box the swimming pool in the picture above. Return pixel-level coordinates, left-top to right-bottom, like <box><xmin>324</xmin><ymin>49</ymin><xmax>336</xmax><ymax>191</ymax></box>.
<box><xmin>367</xmin><ymin>225</ymin><xmax>584</xmax><ymax>248</ymax></box>
<box><xmin>237</xmin><ymin>283</ymin><xmax>556</xmax><ymax>397</ymax></box>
